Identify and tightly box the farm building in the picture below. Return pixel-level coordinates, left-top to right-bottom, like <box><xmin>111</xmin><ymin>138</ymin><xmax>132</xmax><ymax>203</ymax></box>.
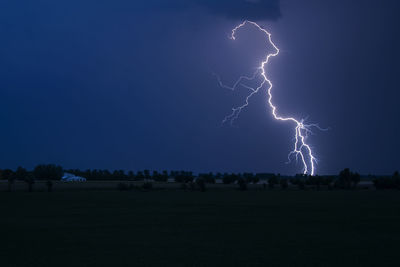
<box><xmin>61</xmin><ymin>173</ymin><xmax>86</xmax><ymax>182</ymax></box>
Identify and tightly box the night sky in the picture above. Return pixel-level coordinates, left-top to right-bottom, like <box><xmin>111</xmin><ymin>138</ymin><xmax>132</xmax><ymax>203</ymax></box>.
<box><xmin>1</xmin><ymin>0</ymin><xmax>399</xmax><ymax>175</ymax></box>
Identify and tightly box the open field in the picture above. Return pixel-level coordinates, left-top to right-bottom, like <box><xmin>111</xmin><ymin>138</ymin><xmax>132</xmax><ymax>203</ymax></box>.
<box><xmin>1</xmin><ymin>190</ymin><xmax>400</xmax><ymax>266</ymax></box>
<box><xmin>0</xmin><ymin>180</ymin><xmax>375</xmax><ymax>192</ymax></box>
<box><xmin>0</xmin><ymin>180</ymin><xmax>288</xmax><ymax>192</ymax></box>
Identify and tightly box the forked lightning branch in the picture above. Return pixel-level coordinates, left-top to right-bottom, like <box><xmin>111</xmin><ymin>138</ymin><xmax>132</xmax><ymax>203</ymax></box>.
<box><xmin>216</xmin><ymin>20</ymin><xmax>324</xmax><ymax>176</ymax></box>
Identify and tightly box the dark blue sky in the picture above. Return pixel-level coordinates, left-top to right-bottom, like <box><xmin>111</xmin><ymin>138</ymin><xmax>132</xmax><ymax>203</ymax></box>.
<box><xmin>1</xmin><ymin>0</ymin><xmax>399</xmax><ymax>175</ymax></box>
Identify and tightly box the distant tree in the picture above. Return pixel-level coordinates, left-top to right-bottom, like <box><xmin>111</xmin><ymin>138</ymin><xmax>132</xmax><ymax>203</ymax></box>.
<box><xmin>103</xmin><ymin>170</ymin><xmax>112</xmax><ymax>180</ymax></box>
<box><xmin>162</xmin><ymin>170</ymin><xmax>169</xmax><ymax>180</ymax></box>
<box><xmin>394</xmin><ymin>171</ymin><xmax>400</xmax><ymax>189</ymax></box>
<box><xmin>136</xmin><ymin>171</ymin><xmax>144</xmax><ymax>181</ymax></box>
<box><xmin>237</xmin><ymin>178</ymin><xmax>247</xmax><ymax>191</ymax></box>
<box><xmin>351</xmin><ymin>172</ymin><xmax>361</xmax><ymax>189</ymax></box>
<box><xmin>268</xmin><ymin>175</ymin><xmax>278</xmax><ymax>189</ymax></box>
<box><xmin>152</xmin><ymin>170</ymin><xmax>167</xmax><ymax>182</ymax></box>
<box><xmin>297</xmin><ymin>179</ymin><xmax>305</xmax><ymax>190</ymax></box>
<box><xmin>15</xmin><ymin>167</ymin><xmax>28</xmax><ymax>181</ymax></box>
<box><xmin>143</xmin><ymin>170</ymin><xmax>150</xmax><ymax>179</ymax></box>
<box><xmin>293</xmin><ymin>174</ymin><xmax>307</xmax><ymax>189</ymax></box>
<box><xmin>372</xmin><ymin>176</ymin><xmax>381</xmax><ymax>189</ymax></box>
<box><xmin>112</xmin><ymin>170</ymin><xmax>126</xmax><ymax>180</ymax></box>
<box><xmin>280</xmin><ymin>179</ymin><xmax>288</xmax><ymax>190</ymax></box>
<box><xmin>207</xmin><ymin>172</ymin><xmax>216</xmax><ymax>183</ymax></box>
<box><xmin>46</xmin><ymin>180</ymin><xmax>53</xmax><ymax>192</ymax></box>
<box><xmin>188</xmin><ymin>181</ymin><xmax>196</xmax><ymax>191</ymax></box>
<box><xmin>117</xmin><ymin>182</ymin><xmax>130</xmax><ymax>191</ymax></box>
<box><xmin>152</xmin><ymin>171</ymin><xmax>159</xmax><ymax>181</ymax></box>
<box><xmin>337</xmin><ymin>168</ymin><xmax>360</xmax><ymax>189</ymax></box>
<box><xmin>321</xmin><ymin>177</ymin><xmax>332</xmax><ymax>190</ymax></box>
<box><xmin>223</xmin><ymin>173</ymin><xmax>237</xmax><ymax>184</ymax></box>
<box><xmin>244</xmin><ymin>173</ymin><xmax>260</xmax><ymax>184</ymax></box>
<box><xmin>142</xmin><ymin>181</ymin><xmax>153</xmax><ymax>190</ymax></box>
<box><xmin>180</xmin><ymin>183</ymin><xmax>188</xmax><ymax>190</ymax></box>
<box><xmin>322</xmin><ymin>176</ymin><xmax>334</xmax><ymax>189</ymax></box>
<box><xmin>187</xmin><ymin>172</ymin><xmax>194</xmax><ymax>183</ymax></box>
<box><xmin>92</xmin><ymin>169</ymin><xmax>99</xmax><ymax>179</ymax></box>
<box><xmin>196</xmin><ymin>178</ymin><xmax>206</xmax><ymax>192</ymax></box>
<box><xmin>33</xmin><ymin>164</ymin><xmax>63</xmax><ymax>180</ymax></box>
<box><xmin>198</xmin><ymin>173</ymin><xmax>215</xmax><ymax>184</ymax></box>
<box><xmin>373</xmin><ymin>171</ymin><xmax>400</xmax><ymax>190</ymax></box>
<box><xmin>3</xmin><ymin>169</ymin><xmax>15</xmax><ymax>192</ymax></box>
<box><xmin>175</xmin><ymin>171</ymin><xmax>194</xmax><ymax>183</ymax></box>
<box><xmin>25</xmin><ymin>173</ymin><xmax>35</xmax><ymax>192</ymax></box>
<box><xmin>307</xmin><ymin>175</ymin><xmax>323</xmax><ymax>190</ymax></box>
<box><xmin>243</xmin><ymin>173</ymin><xmax>255</xmax><ymax>184</ymax></box>
<box><xmin>84</xmin><ymin>169</ymin><xmax>92</xmax><ymax>179</ymax></box>
<box><xmin>128</xmin><ymin>171</ymin><xmax>135</xmax><ymax>180</ymax></box>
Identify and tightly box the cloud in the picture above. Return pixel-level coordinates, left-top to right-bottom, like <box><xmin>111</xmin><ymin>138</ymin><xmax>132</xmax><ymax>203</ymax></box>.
<box><xmin>195</xmin><ymin>0</ymin><xmax>281</xmax><ymax>21</ymax></box>
<box><xmin>158</xmin><ymin>0</ymin><xmax>281</xmax><ymax>21</ymax></box>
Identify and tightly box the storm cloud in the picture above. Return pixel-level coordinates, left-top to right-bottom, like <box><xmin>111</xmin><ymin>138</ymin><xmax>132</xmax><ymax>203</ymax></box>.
<box><xmin>193</xmin><ymin>0</ymin><xmax>281</xmax><ymax>21</ymax></box>
<box><xmin>161</xmin><ymin>0</ymin><xmax>281</xmax><ymax>21</ymax></box>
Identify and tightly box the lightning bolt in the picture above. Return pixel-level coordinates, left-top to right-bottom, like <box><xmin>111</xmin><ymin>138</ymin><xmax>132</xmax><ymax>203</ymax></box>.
<box><xmin>216</xmin><ymin>20</ymin><xmax>324</xmax><ymax>176</ymax></box>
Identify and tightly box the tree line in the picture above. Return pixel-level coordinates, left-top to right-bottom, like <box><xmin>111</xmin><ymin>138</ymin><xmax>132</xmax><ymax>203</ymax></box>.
<box><xmin>0</xmin><ymin>165</ymin><xmax>62</xmax><ymax>192</ymax></box>
<box><xmin>1</xmin><ymin>165</ymin><xmax>399</xmax><ymax>191</ymax></box>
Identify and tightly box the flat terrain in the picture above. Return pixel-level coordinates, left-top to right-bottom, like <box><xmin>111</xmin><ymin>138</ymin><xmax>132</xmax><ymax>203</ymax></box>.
<box><xmin>1</xmin><ymin>190</ymin><xmax>400</xmax><ymax>266</ymax></box>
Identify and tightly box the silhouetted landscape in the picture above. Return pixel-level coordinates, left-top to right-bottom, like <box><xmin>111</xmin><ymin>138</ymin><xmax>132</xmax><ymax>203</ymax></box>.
<box><xmin>1</xmin><ymin>165</ymin><xmax>400</xmax><ymax>192</ymax></box>
<box><xmin>3</xmin><ymin>0</ymin><xmax>400</xmax><ymax>266</ymax></box>
<box><xmin>1</xmin><ymin>166</ymin><xmax>400</xmax><ymax>266</ymax></box>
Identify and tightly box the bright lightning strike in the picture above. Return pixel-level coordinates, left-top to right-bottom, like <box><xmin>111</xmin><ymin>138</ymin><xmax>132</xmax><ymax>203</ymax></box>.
<box><xmin>216</xmin><ymin>20</ymin><xmax>325</xmax><ymax>176</ymax></box>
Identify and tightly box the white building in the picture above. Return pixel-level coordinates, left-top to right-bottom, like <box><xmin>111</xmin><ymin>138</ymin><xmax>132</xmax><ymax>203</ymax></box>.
<box><xmin>61</xmin><ymin>173</ymin><xmax>87</xmax><ymax>182</ymax></box>
<box><xmin>215</xmin><ymin>179</ymin><xmax>224</xmax><ymax>184</ymax></box>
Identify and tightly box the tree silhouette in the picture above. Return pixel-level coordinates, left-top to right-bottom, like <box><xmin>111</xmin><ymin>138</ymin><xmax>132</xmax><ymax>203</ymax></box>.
<box><xmin>237</xmin><ymin>178</ymin><xmax>247</xmax><ymax>191</ymax></box>
<box><xmin>34</xmin><ymin>164</ymin><xmax>63</xmax><ymax>180</ymax></box>
<box><xmin>3</xmin><ymin>169</ymin><xmax>15</xmax><ymax>192</ymax></box>
<box><xmin>268</xmin><ymin>175</ymin><xmax>278</xmax><ymax>189</ymax></box>
<box><xmin>394</xmin><ymin>171</ymin><xmax>400</xmax><ymax>189</ymax></box>
<box><xmin>16</xmin><ymin>166</ymin><xmax>28</xmax><ymax>181</ymax></box>
<box><xmin>337</xmin><ymin>168</ymin><xmax>360</xmax><ymax>189</ymax></box>
<box><xmin>196</xmin><ymin>178</ymin><xmax>206</xmax><ymax>192</ymax></box>
<box><xmin>280</xmin><ymin>179</ymin><xmax>288</xmax><ymax>190</ymax></box>
<box><xmin>143</xmin><ymin>170</ymin><xmax>150</xmax><ymax>180</ymax></box>
<box><xmin>25</xmin><ymin>173</ymin><xmax>35</xmax><ymax>192</ymax></box>
<box><xmin>46</xmin><ymin>180</ymin><xmax>53</xmax><ymax>192</ymax></box>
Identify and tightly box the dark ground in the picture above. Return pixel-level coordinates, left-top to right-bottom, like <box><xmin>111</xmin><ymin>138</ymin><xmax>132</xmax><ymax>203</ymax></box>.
<box><xmin>1</xmin><ymin>190</ymin><xmax>399</xmax><ymax>267</ymax></box>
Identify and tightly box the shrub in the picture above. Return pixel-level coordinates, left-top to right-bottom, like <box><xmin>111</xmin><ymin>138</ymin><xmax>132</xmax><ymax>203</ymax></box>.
<box><xmin>262</xmin><ymin>183</ymin><xmax>267</xmax><ymax>190</ymax></box>
<box><xmin>188</xmin><ymin>182</ymin><xmax>196</xmax><ymax>191</ymax></box>
<box><xmin>373</xmin><ymin>173</ymin><xmax>400</xmax><ymax>190</ymax></box>
<box><xmin>25</xmin><ymin>174</ymin><xmax>35</xmax><ymax>192</ymax></box>
<box><xmin>237</xmin><ymin>178</ymin><xmax>247</xmax><ymax>191</ymax></box>
<box><xmin>280</xmin><ymin>179</ymin><xmax>288</xmax><ymax>190</ymax></box>
<box><xmin>117</xmin><ymin>182</ymin><xmax>130</xmax><ymax>191</ymax></box>
<box><xmin>180</xmin><ymin>183</ymin><xmax>188</xmax><ymax>190</ymax></box>
<box><xmin>196</xmin><ymin>178</ymin><xmax>206</xmax><ymax>192</ymax></box>
<box><xmin>298</xmin><ymin>180</ymin><xmax>305</xmax><ymax>190</ymax></box>
<box><xmin>46</xmin><ymin>180</ymin><xmax>53</xmax><ymax>192</ymax></box>
<box><xmin>142</xmin><ymin>182</ymin><xmax>153</xmax><ymax>190</ymax></box>
<box><xmin>223</xmin><ymin>174</ymin><xmax>238</xmax><ymax>184</ymax></box>
<box><xmin>2</xmin><ymin>169</ymin><xmax>15</xmax><ymax>192</ymax></box>
<box><xmin>198</xmin><ymin>173</ymin><xmax>215</xmax><ymax>184</ymax></box>
<box><xmin>268</xmin><ymin>176</ymin><xmax>278</xmax><ymax>189</ymax></box>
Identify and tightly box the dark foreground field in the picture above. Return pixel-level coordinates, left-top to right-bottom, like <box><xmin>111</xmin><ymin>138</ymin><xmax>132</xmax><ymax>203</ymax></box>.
<box><xmin>1</xmin><ymin>190</ymin><xmax>400</xmax><ymax>267</ymax></box>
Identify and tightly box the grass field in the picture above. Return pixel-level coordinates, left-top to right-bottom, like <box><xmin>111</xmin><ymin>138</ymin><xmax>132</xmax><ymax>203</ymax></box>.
<box><xmin>1</xmin><ymin>190</ymin><xmax>400</xmax><ymax>266</ymax></box>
